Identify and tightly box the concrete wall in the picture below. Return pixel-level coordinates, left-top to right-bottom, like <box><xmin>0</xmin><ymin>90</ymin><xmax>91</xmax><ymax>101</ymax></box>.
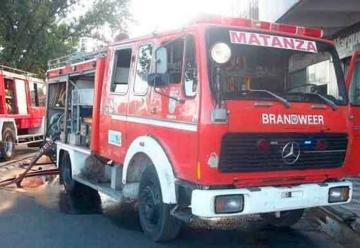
<box><xmin>258</xmin><ymin>0</ymin><xmax>298</xmax><ymax>22</ymax></box>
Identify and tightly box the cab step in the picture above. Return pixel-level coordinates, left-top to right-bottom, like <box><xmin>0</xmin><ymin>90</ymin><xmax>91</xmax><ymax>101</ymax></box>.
<box><xmin>73</xmin><ymin>175</ymin><xmax>123</xmax><ymax>201</ymax></box>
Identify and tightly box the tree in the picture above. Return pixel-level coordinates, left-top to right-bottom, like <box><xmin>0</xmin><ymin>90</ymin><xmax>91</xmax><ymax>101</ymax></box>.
<box><xmin>0</xmin><ymin>0</ymin><xmax>130</xmax><ymax>75</ymax></box>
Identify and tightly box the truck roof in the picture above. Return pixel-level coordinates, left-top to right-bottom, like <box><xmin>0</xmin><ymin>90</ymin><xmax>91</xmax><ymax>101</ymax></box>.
<box><xmin>46</xmin><ymin>16</ymin><xmax>329</xmax><ymax>78</ymax></box>
<box><xmin>0</xmin><ymin>65</ymin><xmax>44</xmax><ymax>84</ymax></box>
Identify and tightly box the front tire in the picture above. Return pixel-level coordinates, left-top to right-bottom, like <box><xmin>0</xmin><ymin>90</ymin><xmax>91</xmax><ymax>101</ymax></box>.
<box><xmin>138</xmin><ymin>165</ymin><xmax>181</xmax><ymax>242</ymax></box>
<box><xmin>260</xmin><ymin>209</ymin><xmax>304</xmax><ymax>228</ymax></box>
<box><xmin>1</xmin><ymin>127</ymin><xmax>16</xmax><ymax>160</ymax></box>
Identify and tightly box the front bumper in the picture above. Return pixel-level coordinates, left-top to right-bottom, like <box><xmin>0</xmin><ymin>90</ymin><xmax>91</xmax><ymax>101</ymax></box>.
<box><xmin>191</xmin><ymin>181</ymin><xmax>352</xmax><ymax>218</ymax></box>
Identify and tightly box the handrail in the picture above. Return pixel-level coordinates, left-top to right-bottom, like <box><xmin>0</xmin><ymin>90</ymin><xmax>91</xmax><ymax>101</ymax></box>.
<box><xmin>47</xmin><ymin>50</ymin><xmax>104</xmax><ymax>69</ymax></box>
<box><xmin>0</xmin><ymin>65</ymin><xmax>38</xmax><ymax>78</ymax></box>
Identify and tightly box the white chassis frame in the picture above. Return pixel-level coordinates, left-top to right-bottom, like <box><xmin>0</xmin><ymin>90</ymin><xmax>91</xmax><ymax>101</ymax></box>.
<box><xmin>57</xmin><ymin>137</ymin><xmax>353</xmax><ymax>219</ymax></box>
<box><xmin>191</xmin><ymin>181</ymin><xmax>353</xmax><ymax>218</ymax></box>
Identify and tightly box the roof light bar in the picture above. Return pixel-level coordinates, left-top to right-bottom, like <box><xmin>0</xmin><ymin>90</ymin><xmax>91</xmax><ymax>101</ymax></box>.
<box><xmin>195</xmin><ymin>16</ymin><xmax>323</xmax><ymax>38</ymax></box>
<box><xmin>297</xmin><ymin>27</ymin><xmax>324</xmax><ymax>39</ymax></box>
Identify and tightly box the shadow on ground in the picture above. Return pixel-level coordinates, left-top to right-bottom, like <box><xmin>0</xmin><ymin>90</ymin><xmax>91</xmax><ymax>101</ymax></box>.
<box><xmin>0</xmin><ymin>183</ymin><xmax>343</xmax><ymax>248</ymax></box>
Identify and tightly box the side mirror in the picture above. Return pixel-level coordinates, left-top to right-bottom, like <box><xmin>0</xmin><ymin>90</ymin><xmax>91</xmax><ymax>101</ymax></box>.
<box><xmin>155</xmin><ymin>47</ymin><xmax>168</xmax><ymax>74</ymax></box>
<box><xmin>147</xmin><ymin>73</ymin><xmax>169</xmax><ymax>87</ymax></box>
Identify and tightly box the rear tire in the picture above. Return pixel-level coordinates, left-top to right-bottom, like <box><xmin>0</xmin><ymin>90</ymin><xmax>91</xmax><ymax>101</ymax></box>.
<box><xmin>60</xmin><ymin>152</ymin><xmax>101</xmax><ymax>208</ymax></box>
<box><xmin>260</xmin><ymin>209</ymin><xmax>304</xmax><ymax>228</ymax></box>
<box><xmin>138</xmin><ymin>165</ymin><xmax>181</xmax><ymax>242</ymax></box>
<box><xmin>1</xmin><ymin>127</ymin><xmax>16</xmax><ymax>160</ymax></box>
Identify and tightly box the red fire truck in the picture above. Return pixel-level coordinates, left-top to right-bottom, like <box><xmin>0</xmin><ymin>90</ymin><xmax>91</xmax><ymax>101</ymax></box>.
<box><xmin>0</xmin><ymin>65</ymin><xmax>45</xmax><ymax>160</ymax></box>
<box><xmin>46</xmin><ymin>17</ymin><xmax>359</xmax><ymax>241</ymax></box>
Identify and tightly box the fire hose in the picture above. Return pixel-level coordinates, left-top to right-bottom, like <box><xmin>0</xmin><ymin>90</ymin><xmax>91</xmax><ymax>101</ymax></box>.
<box><xmin>0</xmin><ymin>136</ymin><xmax>59</xmax><ymax>188</ymax></box>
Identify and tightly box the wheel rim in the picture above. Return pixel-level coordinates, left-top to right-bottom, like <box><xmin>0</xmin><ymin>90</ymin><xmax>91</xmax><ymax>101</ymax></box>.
<box><xmin>141</xmin><ymin>185</ymin><xmax>161</xmax><ymax>228</ymax></box>
<box><xmin>4</xmin><ymin>134</ymin><xmax>14</xmax><ymax>158</ymax></box>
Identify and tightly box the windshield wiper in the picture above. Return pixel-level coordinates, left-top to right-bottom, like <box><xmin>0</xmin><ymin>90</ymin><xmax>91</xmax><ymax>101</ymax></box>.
<box><xmin>249</xmin><ymin>89</ymin><xmax>291</xmax><ymax>108</ymax></box>
<box><xmin>306</xmin><ymin>93</ymin><xmax>337</xmax><ymax>111</ymax></box>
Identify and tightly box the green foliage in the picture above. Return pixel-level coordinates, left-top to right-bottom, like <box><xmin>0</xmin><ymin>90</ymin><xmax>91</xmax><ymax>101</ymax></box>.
<box><xmin>0</xmin><ymin>0</ymin><xmax>130</xmax><ymax>75</ymax></box>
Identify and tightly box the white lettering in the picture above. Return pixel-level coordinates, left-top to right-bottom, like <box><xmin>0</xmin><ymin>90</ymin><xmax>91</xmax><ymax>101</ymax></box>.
<box><xmin>313</xmin><ymin>115</ymin><xmax>318</xmax><ymax>124</ymax></box>
<box><xmin>261</xmin><ymin>114</ymin><xmax>325</xmax><ymax>125</ymax></box>
<box><xmin>230</xmin><ymin>31</ymin><xmax>318</xmax><ymax>53</ymax></box>
<box><xmin>298</xmin><ymin>115</ymin><xmax>307</xmax><ymax>124</ymax></box>
<box><xmin>308</xmin><ymin>115</ymin><xmax>314</xmax><ymax>125</ymax></box>
<box><xmin>269</xmin><ymin>114</ymin><xmax>276</xmax><ymax>124</ymax></box>
<box><xmin>283</xmin><ymin>114</ymin><xmax>291</xmax><ymax>124</ymax></box>
<box><xmin>262</xmin><ymin>113</ymin><xmax>269</xmax><ymax>124</ymax></box>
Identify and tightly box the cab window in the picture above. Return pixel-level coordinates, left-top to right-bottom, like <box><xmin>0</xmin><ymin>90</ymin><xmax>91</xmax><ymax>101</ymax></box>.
<box><xmin>29</xmin><ymin>82</ymin><xmax>46</xmax><ymax>106</ymax></box>
<box><xmin>165</xmin><ymin>39</ymin><xmax>184</xmax><ymax>84</ymax></box>
<box><xmin>183</xmin><ymin>36</ymin><xmax>197</xmax><ymax>97</ymax></box>
<box><xmin>110</xmin><ymin>48</ymin><xmax>132</xmax><ymax>93</ymax></box>
<box><xmin>350</xmin><ymin>59</ymin><xmax>360</xmax><ymax>105</ymax></box>
<box><xmin>134</xmin><ymin>44</ymin><xmax>152</xmax><ymax>95</ymax></box>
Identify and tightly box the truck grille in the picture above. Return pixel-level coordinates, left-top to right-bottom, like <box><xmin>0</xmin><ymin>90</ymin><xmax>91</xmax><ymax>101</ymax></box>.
<box><xmin>219</xmin><ymin>133</ymin><xmax>348</xmax><ymax>172</ymax></box>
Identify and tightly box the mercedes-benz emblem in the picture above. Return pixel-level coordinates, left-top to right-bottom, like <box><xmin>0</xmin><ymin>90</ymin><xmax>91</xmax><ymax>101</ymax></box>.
<box><xmin>281</xmin><ymin>142</ymin><xmax>300</xmax><ymax>165</ymax></box>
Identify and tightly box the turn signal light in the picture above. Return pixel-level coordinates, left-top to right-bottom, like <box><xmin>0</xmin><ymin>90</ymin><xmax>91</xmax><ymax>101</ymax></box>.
<box><xmin>256</xmin><ymin>139</ymin><xmax>270</xmax><ymax>152</ymax></box>
<box><xmin>215</xmin><ymin>195</ymin><xmax>244</xmax><ymax>214</ymax></box>
<box><xmin>298</xmin><ymin>27</ymin><xmax>323</xmax><ymax>38</ymax></box>
<box><xmin>328</xmin><ymin>186</ymin><xmax>350</xmax><ymax>203</ymax></box>
<box><xmin>316</xmin><ymin>140</ymin><xmax>328</xmax><ymax>150</ymax></box>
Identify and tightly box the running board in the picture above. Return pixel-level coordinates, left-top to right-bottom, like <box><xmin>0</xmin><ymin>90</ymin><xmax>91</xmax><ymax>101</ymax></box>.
<box><xmin>73</xmin><ymin>175</ymin><xmax>123</xmax><ymax>201</ymax></box>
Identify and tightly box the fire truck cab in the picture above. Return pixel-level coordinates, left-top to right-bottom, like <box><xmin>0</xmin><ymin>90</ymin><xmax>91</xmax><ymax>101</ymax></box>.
<box><xmin>0</xmin><ymin>65</ymin><xmax>45</xmax><ymax>160</ymax></box>
<box><xmin>344</xmin><ymin>50</ymin><xmax>360</xmax><ymax>176</ymax></box>
<box><xmin>46</xmin><ymin>17</ymin><xmax>358</xmax><ymax>241</ymax></box>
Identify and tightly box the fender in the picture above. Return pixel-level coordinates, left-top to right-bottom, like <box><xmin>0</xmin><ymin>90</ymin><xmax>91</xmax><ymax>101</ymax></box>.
<box><xmin>56</xmin><ymin>142</ymin><xmax>90</xmax><ymax>175</ymax></box>
<box><xmin>122</xmin><ymin>136</ymin><xmax>177</xmax><ymax>204</ymax></box>
<box><xmin>0</xmin><ymin>119</ymin><xmax>17</xmax><ymax>142</ymax></box>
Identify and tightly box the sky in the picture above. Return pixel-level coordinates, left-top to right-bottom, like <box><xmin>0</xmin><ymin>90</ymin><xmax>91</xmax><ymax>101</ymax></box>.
<box><xmin>128</xmin><ymin>0</ymin><xmax>253</xmax><ymax>36</ymax></box>
<box><xmin>76</xmin><ymin>0</ymin><xmax>299</xmax><ymax>51</ymax></box>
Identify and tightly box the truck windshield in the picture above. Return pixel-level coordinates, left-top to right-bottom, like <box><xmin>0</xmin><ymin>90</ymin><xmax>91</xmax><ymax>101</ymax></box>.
<box><xmin>206</xmin><ymin>27</ymin><xmax>347</xmax><ymax>105</ymax></box>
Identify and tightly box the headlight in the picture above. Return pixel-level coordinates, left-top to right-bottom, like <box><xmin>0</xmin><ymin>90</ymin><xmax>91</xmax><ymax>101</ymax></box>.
<box><xmin>215</xmin><ymin>194</ymin><xmax>244</xmax><ymax>214</ymax></box>
<box><xmin>211</xmin><ymin>42</ymin><xmax>232</xmax><ymax>64</ymax></box>
<box><xmin>328</xmin><ymin>186</ymin><xmax>350</xmax><ymax>203</ymax></box>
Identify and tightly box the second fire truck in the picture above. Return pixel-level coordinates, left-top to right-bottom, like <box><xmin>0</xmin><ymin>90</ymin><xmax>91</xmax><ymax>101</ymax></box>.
<box><xmin>46</xmin><ymin>17</ymin><xmax>359</xmax><ymax>241</ymax></box>
<box><xmin>0</xmin><ymin>65</ymin><xmax>45</xmax><ymax>160</ymax></box>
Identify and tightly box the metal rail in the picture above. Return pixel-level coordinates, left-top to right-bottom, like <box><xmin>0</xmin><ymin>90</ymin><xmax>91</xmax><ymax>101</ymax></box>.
<box><xmin>47</xmin><ymin>50</ymin><xmax>103</xmax><ymax>69</ymax></box>
<box><xmin>0</xmin><ymin>65</ymin><xmax>38</xmax><ymax>78</ymax></box>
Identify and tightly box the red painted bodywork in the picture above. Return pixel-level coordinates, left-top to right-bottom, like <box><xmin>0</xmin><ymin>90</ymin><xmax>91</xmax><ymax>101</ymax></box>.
<box><xmin>0</xmin><ymin>69</ymin><xmax>45</xmax><ymax>131</ymax></box>
<box><xmin>47</xmin><ymin>18</ymin><xmax>360</xmax><ymax>188</ymax></box>
<box><xmin>344</xmin><ymin>51</ymin><xmax>360</xmax><ymax>176</ymax></box>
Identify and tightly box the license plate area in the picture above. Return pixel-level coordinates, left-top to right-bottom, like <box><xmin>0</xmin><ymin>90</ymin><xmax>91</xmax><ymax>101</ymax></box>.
<box><xmin>281</xmin><ymin>190</ymin><xmax>303</xmax><ymax>199</ymax></box>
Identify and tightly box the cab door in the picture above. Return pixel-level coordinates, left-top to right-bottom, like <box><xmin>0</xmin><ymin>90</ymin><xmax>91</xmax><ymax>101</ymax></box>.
<box><xmin>99</xmin><ymin>45</ymin><xmax>134</xmax><ymax>162</ymax></box>
<box><xmin>346</xmin><ymin>51</ymin><xmax>360</xmax><ymax>175</ymax></box>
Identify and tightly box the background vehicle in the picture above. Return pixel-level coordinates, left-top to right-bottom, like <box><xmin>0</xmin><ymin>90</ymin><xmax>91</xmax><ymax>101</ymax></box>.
<box><xmin>0</xmin><ymin>65</ymin><xmax>45</xmax><ymax>160</ymax></box>
<box><xmin>46</xmin><ymin>17</ymin><xmax>357</xmax><ymax>241</ymax></box>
